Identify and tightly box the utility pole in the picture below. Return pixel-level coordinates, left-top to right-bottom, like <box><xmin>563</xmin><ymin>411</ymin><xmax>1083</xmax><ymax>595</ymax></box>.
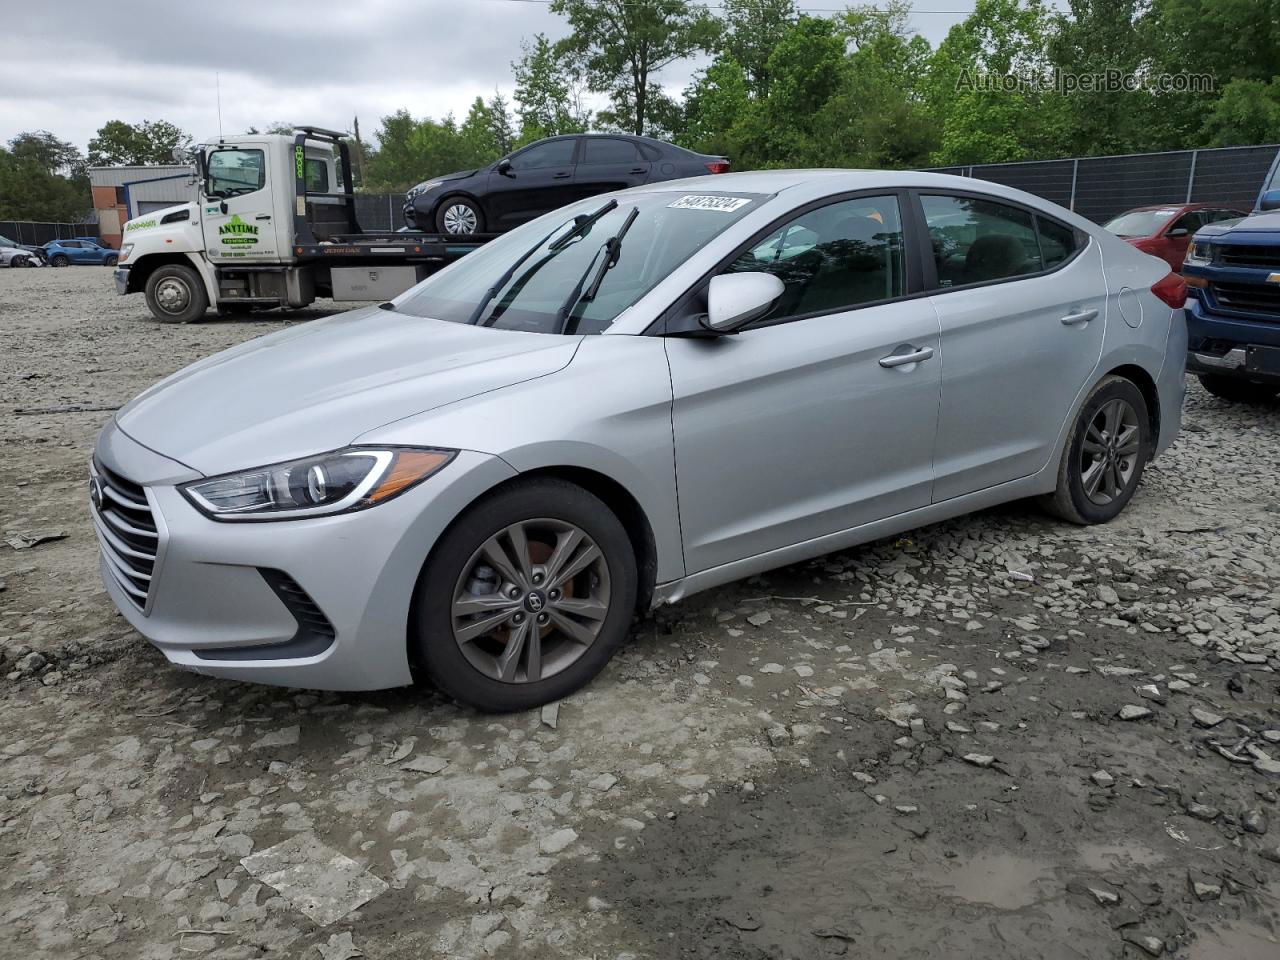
<box><xmin>352</xmin><ymin>115</ymin><xmax>367</xmax><ymax>188</ymax></box>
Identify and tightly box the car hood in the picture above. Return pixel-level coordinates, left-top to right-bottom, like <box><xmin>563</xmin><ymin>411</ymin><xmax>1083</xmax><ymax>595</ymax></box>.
<box><xmin>1198</xmin><ymin>210</ymin><xmax>1280</xmax><ymax>238</ymax></box>
<box><xmin>114</xmin><ymin>306</ymin><xmax>580</xmax><ymax>476</ymax></box>
<box><xmin>413</xmin><ymin>169</ymin><xmax>479</xmax><ymax>192</ymax></box>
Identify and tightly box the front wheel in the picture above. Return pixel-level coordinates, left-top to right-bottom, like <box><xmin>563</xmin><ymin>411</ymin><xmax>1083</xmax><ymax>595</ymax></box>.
<box><xmin>105</xmin><ymin>255</ymin><xmax>118</xmax><ymax>267</ymax></box>
<box><xmin>1041</xmin><ymin>375</ymin><xmax>1150</xmax><ymax>525</ymax></box>
<box><xmin>50</xmin><ymin>254</ymin><xmax>69</xmax><ymax>267</ymax></box>
<box><xmin>413</xmin><ymin>478</ymin><xmax>637</xmax><ymax>712</ymax></box>
<box><xmin>435</xmin><ymin>197</ymin><xmax>484</xmax><ymax>235</ymax></box>
<box><xmin>144</xmin><ymin>263</ymin><xmax>209</xmax><ymax>323</ymax></box>
<box><xmin>1197</xmin><ymin>373</ymin><xmax>1279</xmax><ymax>405</ymax></box>
<box><xmin>11</xmin><ymin>255</ymin><xmax>30</xmax><ymax>268</ymax></box>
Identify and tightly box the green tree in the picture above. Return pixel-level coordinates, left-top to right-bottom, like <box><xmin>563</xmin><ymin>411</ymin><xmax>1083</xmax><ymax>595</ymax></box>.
<box><xmin>513</xmin><ymin>33</ymin><xmax>591</xmax><ymax>142</ymax></box>
<box><xmin>682</xmin><ymin>56</ymin><xmax>753</xmax><ymax>157</ymax></box>
<box><xmin>717</xmin><ymin>0</ymin><xmax>796</xmax><ymax>98</ymax></box>
<box><xmin>0</xmin><ymin>141</ymin><xmax>90</xmax><ymax>221</ymax></box>
<box><xmin>1201</xmin><ymin>77</ymin><xmax>1280</xmax><ymax>146</ymax></box>
<box><xmin>88</xmin><ymin>119</ymin><xmax>192</xmax><ymax>166</ymax></box>
<box><xmin>550</xmin><ymin>0</ymin><xmax>719</xmax><ymax>136</ymax></box>
<box><xmin>8</xmin><ymin>131</ymin><xmax>85</xmax><ymax>177</ymax></box>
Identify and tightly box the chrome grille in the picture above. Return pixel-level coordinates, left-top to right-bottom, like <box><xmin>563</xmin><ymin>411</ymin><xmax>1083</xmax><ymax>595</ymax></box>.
<box><xmin>90</xmin><ymin>459</ymin><xmax>158</xmax><ymax>610</ymax></box>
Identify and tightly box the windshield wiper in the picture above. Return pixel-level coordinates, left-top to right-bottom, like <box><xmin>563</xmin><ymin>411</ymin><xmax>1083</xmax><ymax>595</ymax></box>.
<box><xmin>548</xmin><ymin>199</ymin><xmax>618</xmax><ymax>252</ymax></box>
<box><xmin>555</xmin><ymin>205</ymin><xmax>640</xmax><ymax>335</ymax></box>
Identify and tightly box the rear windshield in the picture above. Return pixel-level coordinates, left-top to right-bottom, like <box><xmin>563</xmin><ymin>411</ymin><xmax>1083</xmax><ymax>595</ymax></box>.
<box><xmin>1103</xmin><ymin>209</ymin><xmax>1178</xmax><ymax>238</ymax></box>
<box><xmin>397</xmin><ymin>191</ymin><xmax>765</xmax><ymax>334</ymax></box>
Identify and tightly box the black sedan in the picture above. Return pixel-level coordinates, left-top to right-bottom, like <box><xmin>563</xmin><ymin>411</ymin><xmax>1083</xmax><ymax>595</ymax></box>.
<box><xmin>404</xmin><ymin>134</ymin><xmax>730</xmax><ymax>235</ymax></box>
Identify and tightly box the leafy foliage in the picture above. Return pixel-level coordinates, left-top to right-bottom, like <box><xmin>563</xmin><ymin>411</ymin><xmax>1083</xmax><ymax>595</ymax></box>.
<box><xmin>88</xmin><ymin>120</ymin><xmax>192</xmax><ymax>167</ymax></box>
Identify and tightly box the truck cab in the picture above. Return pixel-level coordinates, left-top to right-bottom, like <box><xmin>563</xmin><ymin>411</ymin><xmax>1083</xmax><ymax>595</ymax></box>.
<box><xmin>1182</xmin><ymin>151</ymin><xmax>1280</xmax><ymax>403</ymax></box>
<box><xmin>115</xmin><ymin>127</ymin><xmax>490</xmax><ymax>322</ymax></box>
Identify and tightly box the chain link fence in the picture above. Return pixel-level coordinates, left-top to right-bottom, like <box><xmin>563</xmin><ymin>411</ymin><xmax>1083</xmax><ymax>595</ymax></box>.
<box><xmin>928</xmin><ymin>144</ymin><xmax>1279</xmax><ymax>223</ymax></box>
<box><xmin>0</xmin><ymin>221</ymin><xmax>100</xmax><ymax>245</ymax></box>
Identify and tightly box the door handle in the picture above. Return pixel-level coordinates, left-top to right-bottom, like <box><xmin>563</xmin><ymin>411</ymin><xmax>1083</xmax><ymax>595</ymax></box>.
<box><xmin>255</xmin><ymin>214</ymin><xmax>272</xmax><ymax>221</ymax></box>
<box><xmin>879</xmin><ymin>345</ymin><xmax>934</xmax><ymax>368</ymax></box>
<box><xmin>629</xmin><ymin>167</ymin><xmax>647</xmax><ymax>175</ymax></box>
<box><xmin>552</xmin><ymin>172</ymin><xmax>571</xmax><ymax>180</ymax></box>
<box><xmin>1060</xmin><ymin>308</ymin><xmax>1098</xmax><ymax>325</ymax></box>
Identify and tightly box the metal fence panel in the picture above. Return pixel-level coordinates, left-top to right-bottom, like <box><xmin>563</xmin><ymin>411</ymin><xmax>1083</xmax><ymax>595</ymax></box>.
<box><xmin>353</xmin><ymin>193</ymin><xmax>403</xmax><ymax>232</ymax></box>
<box><xmin>0</xmin><ymin>221</ymin><xmax>100</xmax><ymax>245</ymax></box>
<box><xmin>1073</xmin><ymin>152</ymin><xmax>1195</xmax><ymax>223</ymax></box>
<box><xmin>969</xmin><ymin>158</ymin><xmax>1076</xmax><ymax>209</ymax></box>
<box><xmin>1190</xmin><ymin>146</ymin><xmax>1277</xmax><ymax>210</ymax></box>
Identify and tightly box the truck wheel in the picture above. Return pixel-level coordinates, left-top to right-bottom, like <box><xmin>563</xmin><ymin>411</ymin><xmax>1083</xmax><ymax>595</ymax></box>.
<box><xmin>1197</xmin><ymin>374</ymin><xmax>1279</xmax><ymax>405</ymax></box>
<box><xmin>1040</xmin><ymin>375</ymin><xmax>1150</xmax><ymax>525</ymax></box>
<box><xmin>50</xmin><ymin>254</ymin><xmax>69</xmax><ymax>267</ymax></box>
<box><xmin>145</xmin><ymin>264</ymin><xmax>209</xmax><ymax>324</ymax></box>
<box><xmin>436</xmin><ymin>198</ymin><xmax>484</xmax><ymax>235</ymax></box>
<box><xmin>413</xmin><ymin>478</ymin><xmax>637</xmax><ymax>712</ymax></box>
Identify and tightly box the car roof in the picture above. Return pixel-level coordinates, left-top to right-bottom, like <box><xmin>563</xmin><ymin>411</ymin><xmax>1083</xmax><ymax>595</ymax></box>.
<box><xmin>1123</xmin><ymin>202</ymin><xmax>1242</xmax><ymax>212</ymax></box>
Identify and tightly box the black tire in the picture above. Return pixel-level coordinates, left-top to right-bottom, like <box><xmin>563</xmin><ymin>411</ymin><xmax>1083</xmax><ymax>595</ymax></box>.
<box><xmin>1197</xmin><ymin>373</ymin><xmax>1279</xmax><ymax>405</ymax></box>
<box><xmin>50</xmin><ymin>254</ymin><xmax>69</xmax><ymax>267</ymax></box>
<box><xmin>144</xmin><ymin>263</ymin><xmax>209</xmax><ymax>324</ymax></box>
<box><xmin>434</xmin><ymin>196</ymin><xmax>484</xmax><ymax>235</ymax></box>
<box><xmin>413</xmin><ymin>478</ymin><xmax>637</xmax><ymax>712</ymax></box>
<box><xmin>105</xmin><ymin>255</ymin><xmax>118</xmax><ymax>267</ymax></box>
<box><xmin>11</xmin><ymin>255</ymin><xmax>29</xmax><ymax>268</ymax></box>
<box><xmin>1041</xmin><ymin>375</ymin><xmax>1151</xmax><ymax>525</ymax></box>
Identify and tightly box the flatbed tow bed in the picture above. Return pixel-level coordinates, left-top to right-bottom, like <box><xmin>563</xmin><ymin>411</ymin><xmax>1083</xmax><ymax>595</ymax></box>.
<box><xmin>115</xmin><ymin>126</ymin><xmax>498</xmax><ymax>322</ymax></box>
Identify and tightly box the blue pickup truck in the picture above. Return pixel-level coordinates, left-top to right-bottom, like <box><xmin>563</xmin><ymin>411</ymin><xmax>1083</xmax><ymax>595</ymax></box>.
<box><xmin>1183</xmin><ymin>151</ymin><xmax>1280</xmax><ymax>403</ymax></box>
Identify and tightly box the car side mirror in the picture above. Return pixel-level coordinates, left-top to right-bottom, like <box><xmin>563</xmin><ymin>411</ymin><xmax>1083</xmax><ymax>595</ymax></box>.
<box><xmin>1166</xmin><ymin>227</ymin><xmax>1189</xmax><ymax>238</ymax></box>
<box><xmin>702</xmin><ymin>272</ymin><xmax>785</xmax><ymax>334</ymax></box>
<box><xmin>1259</xmin><ymin>189</ymin><xmax>1280</xmax><ymax>212</ymax></box>
<box><xmin>496</xmin><ymin>158</ymin><xmax>514</xmax><ymax>177</ymax></box>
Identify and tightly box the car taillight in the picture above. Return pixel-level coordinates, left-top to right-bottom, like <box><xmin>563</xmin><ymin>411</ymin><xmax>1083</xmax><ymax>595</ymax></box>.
<box><xmin>705</xmin><ymin>160</ymin><xmax>730</xmax><ymax>174</ymax></box>
<box><xmin>1151</xmin><ymin>271</ymin><xmax>1187</xmax><ymax>309</ymax></box>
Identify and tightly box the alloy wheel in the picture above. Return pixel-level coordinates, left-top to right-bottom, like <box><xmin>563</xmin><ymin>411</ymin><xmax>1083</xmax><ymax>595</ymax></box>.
<box><xmin>441</xmin><ymin>203</ymin><xmax>478</xmax><ymax>234</ymax></box>
<box><xmin>450</xmin><ymin>518</ymin><xmax>611</xmax><ymax>684</ymax></box>
<box><xmin>1081</xmin><ymin>397</ymin><xmax>1141</xmax><ymax>505</ymax></box>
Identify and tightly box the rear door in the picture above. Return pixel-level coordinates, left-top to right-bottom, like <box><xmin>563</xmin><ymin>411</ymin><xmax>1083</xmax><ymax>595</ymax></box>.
<box><xmin>483</xmin><ymin>138</ymin><xmax>579</xmax><ymax>230</ymax></box>
<box><xmin>918</xmin><ymin>192</ymin><xmax>1105</xmax><ymax>501</ymax></box>
<box><xmin>667</xmin><ymin>193</ymin><xmax>941</xmax><ymax>573</ymax></box>
<box><xmin>575</xmin><ymin>138</ymin><xmax>652</xmax><ymax>201</ymax></box>
<box><xmin>201</xmin><ymin>142</ymin><xmax>279</xmax><ymax>263</ymax></box>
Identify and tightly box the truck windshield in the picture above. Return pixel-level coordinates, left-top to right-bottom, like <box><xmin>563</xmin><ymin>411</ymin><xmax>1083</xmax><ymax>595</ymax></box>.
<box><xmin>396</xmin><ymin>191</ymin><xmax>765</xmax><ymax>334</ymax></box>
<box><xmin>1103</xmin><ymin>209</ymin><xmax>1178</xmax><ymax>238</ymax></box>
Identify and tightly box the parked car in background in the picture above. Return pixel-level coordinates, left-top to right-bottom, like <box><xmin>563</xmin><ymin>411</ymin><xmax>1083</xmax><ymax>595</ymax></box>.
<box><xmin>1103</xmin><ymin>203</ymin><xmax>1247</xmax><ymax>272</ymax></box>
<box><xmin>94</xmin><ymin>170</ymin><xmax>1184</xmax><ymax>711</ymax></box>
<box><xmin>0</xmin><ymin>233</ymin><xmax>45</xmax><ymax>266</ymax></box>
<box><xmin>403</xmin><ymin>134</ymin><xmax>730</xmax><ymax>235</ymax></box>
<box><xmin>1181</xmin><ymin>152</ymin><xmax>1280</xmax><ymax>403</ymax></box>
<box><xmin>43</xmin><ymin>237</ymin><xmax>119</xmax><ymax>267</ymax></box>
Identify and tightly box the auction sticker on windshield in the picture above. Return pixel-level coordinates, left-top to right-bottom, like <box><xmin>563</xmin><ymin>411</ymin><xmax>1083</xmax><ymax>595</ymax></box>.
<box><xmin>668</xmin><ymin>195</ymin><xmax>753</xmax><ymax>212</ymax></box>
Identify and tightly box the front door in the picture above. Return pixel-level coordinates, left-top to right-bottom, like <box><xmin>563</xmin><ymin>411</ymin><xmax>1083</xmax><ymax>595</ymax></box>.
<box><xmin>484</xmin><ymin>138</ymin><xmax>579</xmax><ymax>230</ymax></box>
<box><xmin>667</xmin><ymin>195</ymin><xmax>941</xmax><ymax>574</ymax></box>
<box><xmin>202</xmin><ymin>143</ymin><xmax>279</xmax><ymax>263</ymax></box>
<box><xmin>574</xmin><ymin>137</ymin><xmax>651</xmax><ymax>201</ymax></box>
<box><xmin>918</xmin><ymin>192</ymin><xmax>1107</xmax><ymax>501</ymax></box>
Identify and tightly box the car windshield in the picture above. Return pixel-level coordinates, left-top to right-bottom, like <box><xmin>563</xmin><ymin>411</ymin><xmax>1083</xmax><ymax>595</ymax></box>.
<box><xmin>396</xmin><ymin>191</ymin><xmax>765</xmax><ymax>334</ymax></box>
<box><xmin>1103</xmin><ymin>209</ymin><xmax>1178</xmax><ymax>238</ymax></box>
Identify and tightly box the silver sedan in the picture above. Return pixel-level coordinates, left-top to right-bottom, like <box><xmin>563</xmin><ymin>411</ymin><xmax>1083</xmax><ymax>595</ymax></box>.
<box><xmin>92</xmin><ymin>170</ymin><xmax>1188</xmax><ymax>711</ymax></box>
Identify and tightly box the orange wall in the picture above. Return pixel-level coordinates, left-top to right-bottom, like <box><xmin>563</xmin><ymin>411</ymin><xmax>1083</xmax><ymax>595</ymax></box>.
<box><xmin>91</xmin><ymin>185</ymin><xmax>125</xmax><ymax>248</ymax></box>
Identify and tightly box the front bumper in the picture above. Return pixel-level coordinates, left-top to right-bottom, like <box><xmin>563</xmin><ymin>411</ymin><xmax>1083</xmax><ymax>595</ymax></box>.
<box><xmin>1185</xmin><ymin>295</ymin><xmax>1280</xmax><ymax>383</ymax></box>
<box><xmin>92</xmin><ymin>420</ymin><xmax>518</xmax><ymax>691</ymax></box>
<box><xmin>114</xmin><ymin>267</ymin><xmax>129</xmax><ymax>295</ymax></box>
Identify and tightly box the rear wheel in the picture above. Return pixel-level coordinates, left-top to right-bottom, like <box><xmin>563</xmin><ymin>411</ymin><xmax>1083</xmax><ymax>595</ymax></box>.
<box><xmin>1197</xmin><ymin>373</ymin><xmax>1279</xmax><ymax>405</ymax></box>
<box><xmin>1041</xmin><ymin>375</ymin><xmax>1150</xmax><ymax>525</ymax></box>
<box><xmin>145</xmin><ymin>263</ymin><xmax>209</xmax><ymax>324</ymax></box>
<box><xmin>105</xmin><ymin>255</ymin><xmax>118</xmax><ymax>267</ymax></box>
<box><xmin>50</xmin><ymin>254</ymin><xmax>69</xmax><ymax>267</ymax></box>
<box><xmin>413</xmin><ymin>478</ymin><xmax>637</xmax><ymax>712</ymax></box>
<box><xmin>435</xmin><ymin>197</ymin><xmax>483</xmax><ymax>235</ymax></box>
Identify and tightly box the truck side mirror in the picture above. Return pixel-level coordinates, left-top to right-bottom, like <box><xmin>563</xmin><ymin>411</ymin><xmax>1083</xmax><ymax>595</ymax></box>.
<box><xmin>1259</xmin><ymin>189</ymin><xmax>1280</xmax><ymax>212</ymax></box>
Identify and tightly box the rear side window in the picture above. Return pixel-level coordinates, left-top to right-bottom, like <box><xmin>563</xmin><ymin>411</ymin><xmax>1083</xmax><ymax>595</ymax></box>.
<box><xmin>726</xmin><ymin>195</ymin><xmax>905</xmax><ymax>322</ymax></box>
<box><xmin>922</xmin><ymin>195</ymin><xmax>1043</xmax><ymax>287</ymax></box>
<box><xmin>582</xmin><ymin>138</ymin><xmax>640</xmax><ymax>165</ymax></box>
<box><xmin>510</xmin><ymin>139</ymin><xmax>576</xmax><ymax>170</ymax></box>
<box><xmin>1036</xmin><ymin>216</ymin><xmax>1080</xmax><ymax>268</ymax></box>
<box><xmin>304</xmin><ymin>158</ymin><xmax>329</xmax><ymax>193</ymax></box>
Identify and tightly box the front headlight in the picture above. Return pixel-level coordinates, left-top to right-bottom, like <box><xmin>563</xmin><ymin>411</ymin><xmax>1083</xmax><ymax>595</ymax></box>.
<box><xmin>406</xmin><ymin>181</ymin><xmax>442</xmax><ymax>201</ymax></box>
<box><xmin>1185</xmin><ymin>241</ymin><xmax>1212</xmax><ymax>265</ymax></box>
<box><xmin>118</xmin><ymin>244</ymin><xmax>134</xmax><ymax>263</ymax></box>
<box><xmin>180</xmin><ymin>446</ymin><xmax>455</xmax><ymax>521</ymax></box>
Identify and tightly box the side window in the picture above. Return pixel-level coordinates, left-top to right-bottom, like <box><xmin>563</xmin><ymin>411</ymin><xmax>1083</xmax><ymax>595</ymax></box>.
<box><xmin>922</xmin><ymin>194</ymin><xmax>1042</xmax><ymax>287</ymax></box>
<box><xmin>510</xmin><ymin>139</ymin><xmax>576</xmax><ymax>171</ymax></box>
<box><xmin>582</xmin><ymin>138</ymin><xmax>640</xmax><ymax>165</ymax></box>
<box><xmin>304</xmin><ymin>158</ymin><xmax>329</xmax><ymax>193</ymax></box>
<box><xmin>1036</xmin><ymin>216</ymin><xmax>1080</xmax><ymax>268</ymax></box>
<box><xmin>206</xmin><ymin>148</ymin><xmax>266</xmax><ymax>198</ymax></box>
<box><xmin>1170</xmin><ymin>211</ymin><xmax>1204</xmax><ymax>235</ymax></box>
<box><xmin>726</xmin><ymin>195</ymin><xmax>906</xmax><ymax>322</ymax></box>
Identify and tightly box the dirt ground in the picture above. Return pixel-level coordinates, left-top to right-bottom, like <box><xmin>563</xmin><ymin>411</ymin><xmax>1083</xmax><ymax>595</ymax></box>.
<box><xmin>1</xmin><ymin>266</ymin><xmax>1279</xmax><ymax>960</ymax></box>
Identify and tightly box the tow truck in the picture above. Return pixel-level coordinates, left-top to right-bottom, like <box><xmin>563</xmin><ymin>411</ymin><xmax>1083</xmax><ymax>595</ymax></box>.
<box><xmin>114</xmin><ymin>127</ymin><xmax>493</xmax><ymax>322</ymax></box>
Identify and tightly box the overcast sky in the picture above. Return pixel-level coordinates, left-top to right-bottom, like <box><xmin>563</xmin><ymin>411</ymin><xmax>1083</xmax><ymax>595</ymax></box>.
<box><xmin>3</xmin><ymin>0</ymin><xmax>996</xmax><ymax>155</ymax></box>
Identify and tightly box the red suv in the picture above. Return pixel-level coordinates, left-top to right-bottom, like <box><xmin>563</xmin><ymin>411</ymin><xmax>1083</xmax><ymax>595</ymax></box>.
<box><xmin>1103</xmin><ymin>203</ymin><xmax>1247</xmax><ymax>272</ymax></box>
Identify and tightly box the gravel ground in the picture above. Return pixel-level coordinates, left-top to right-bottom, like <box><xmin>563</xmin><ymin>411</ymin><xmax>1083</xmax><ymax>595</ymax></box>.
<box><xmin>1</xmin><ymin>266</ymin><xmax>1279</xmax><ymax>960</ymax></box>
